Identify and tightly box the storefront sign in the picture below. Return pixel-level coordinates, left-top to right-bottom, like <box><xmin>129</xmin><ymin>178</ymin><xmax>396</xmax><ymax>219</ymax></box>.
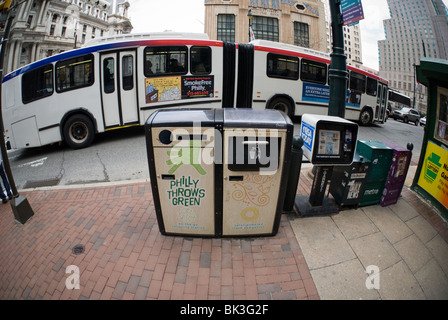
<box><xmin>417</xmin><ymin>141</ymin><xmax>448</xmax><ymax>209</ymax></box>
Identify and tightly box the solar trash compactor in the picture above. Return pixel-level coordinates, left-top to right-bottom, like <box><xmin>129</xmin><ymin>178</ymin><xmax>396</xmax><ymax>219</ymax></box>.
<box><xmin>145</xmin><ymin>108</ymin><xmax>293</xmax><ymax>237</ymax></box>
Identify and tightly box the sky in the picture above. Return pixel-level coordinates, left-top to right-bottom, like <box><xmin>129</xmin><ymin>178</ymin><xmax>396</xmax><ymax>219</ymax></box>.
<box><xmin>128</xmin><ymin>0</ymin><xmax>448</xmax><ymax>71</ymax></box>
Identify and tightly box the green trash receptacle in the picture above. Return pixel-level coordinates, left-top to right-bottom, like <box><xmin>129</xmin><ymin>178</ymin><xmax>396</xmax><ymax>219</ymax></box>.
<box><xmin>356</xmin><ymin>140</ymin><xmax>393</xmax><ymax>207</ymax></box>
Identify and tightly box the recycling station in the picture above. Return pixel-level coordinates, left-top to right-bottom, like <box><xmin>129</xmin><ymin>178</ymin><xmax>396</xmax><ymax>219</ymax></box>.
<box><xmin>145</xmin><ymin>107</ymin><xmax>419</xmax><ymax>237</ymax></box>
<box><xmin>145</xmin><ymin>108</ymin><xmax>293</xmax><ymax>237</ymax></box>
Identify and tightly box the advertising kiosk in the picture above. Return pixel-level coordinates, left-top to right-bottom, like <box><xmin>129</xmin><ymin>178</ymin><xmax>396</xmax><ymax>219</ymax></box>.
<box><xmin>412</xmin><ymin>58</ymin><xmax>448</xmax><ymax>220</ymax></box>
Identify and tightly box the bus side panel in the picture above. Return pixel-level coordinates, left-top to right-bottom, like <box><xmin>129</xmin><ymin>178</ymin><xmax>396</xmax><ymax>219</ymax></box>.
<box><xmin>137</xmin><ymin>44</ymin><xmax>224</xmax><ymax>123</ymax></box>
<box><xmin>2</xmin><ymin>80</ymin><xmax>18</xmax><ymax>148</ymax></box>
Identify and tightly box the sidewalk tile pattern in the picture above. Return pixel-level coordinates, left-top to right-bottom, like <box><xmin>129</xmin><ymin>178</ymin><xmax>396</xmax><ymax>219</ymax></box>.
<box><xmin>0</xmin><ymin>183</ymin><xmax>318</xmax><ymax>300</ymax></box>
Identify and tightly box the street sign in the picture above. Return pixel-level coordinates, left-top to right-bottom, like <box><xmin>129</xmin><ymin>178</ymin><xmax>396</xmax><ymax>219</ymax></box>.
<box><xmin>341</xmin><ymin>0</ymin><xmax>365</xmax><ymax>26</ymax></box>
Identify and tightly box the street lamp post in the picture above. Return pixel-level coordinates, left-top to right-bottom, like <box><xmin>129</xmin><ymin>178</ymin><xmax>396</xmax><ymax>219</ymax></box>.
<box><xmin>0</xmin><ymin>5</ymin><xmax>34</xmax><ymax>224</ymax></box>
<box><xmin>328</xmin><ymin>0</ymin><xmax>348</xmax><ymax>118</ymax></box>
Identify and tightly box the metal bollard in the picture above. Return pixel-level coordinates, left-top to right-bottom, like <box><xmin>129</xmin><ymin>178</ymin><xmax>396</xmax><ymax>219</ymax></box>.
<box><xmin>283</xmin><ymin>136</ymin><xmax>304</xmax><ymax>212</ymax></box>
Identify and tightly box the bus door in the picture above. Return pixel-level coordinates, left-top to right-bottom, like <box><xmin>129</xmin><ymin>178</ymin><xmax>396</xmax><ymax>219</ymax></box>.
<box><xmin>101</xmin><ymin>50</ymin><xmax>139</xmax><ymax>129</ymax></box>
<box><xmin>377</xmin><ymin>85</ymin><xmax>387</xmax><ymax>122</ymax></box>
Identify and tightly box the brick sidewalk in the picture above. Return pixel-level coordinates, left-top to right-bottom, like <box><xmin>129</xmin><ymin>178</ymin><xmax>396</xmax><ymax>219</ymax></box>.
<box><xmin>0</xmin><ymin>182</ymin><xmax>319</xmax><ymax>300</ymax></box>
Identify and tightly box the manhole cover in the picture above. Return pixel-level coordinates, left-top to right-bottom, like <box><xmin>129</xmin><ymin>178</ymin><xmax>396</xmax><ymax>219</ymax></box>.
<box><xmin>72</xmin><ymin>244</ymin><xmax>85</xmax><ymax>255</ymax></box>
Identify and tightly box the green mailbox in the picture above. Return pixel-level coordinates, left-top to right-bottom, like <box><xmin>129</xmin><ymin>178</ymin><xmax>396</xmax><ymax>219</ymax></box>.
<box><xmin>412</xmin><ymin>58</ymin><xmax>448</xmax><ymax>220</ymax></box>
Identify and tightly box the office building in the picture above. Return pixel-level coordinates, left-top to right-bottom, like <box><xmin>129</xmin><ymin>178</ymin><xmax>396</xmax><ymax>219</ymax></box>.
<box><xmin>378</xmin><ymin>0</ymin><xmax>448</xmax><ymax>113</ymax></box>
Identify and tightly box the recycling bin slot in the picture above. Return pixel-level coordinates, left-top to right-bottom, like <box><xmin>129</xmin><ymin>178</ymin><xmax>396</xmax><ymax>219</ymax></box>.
<box><xmin>229</xmin><ymin>176</ymin><xmax>244</xmax><ymax>181</ymax></box>
<box><xmin>176</xmin><ymin>134</ymin><xmax>208</xmax><ymax>141</ymax></box>
<box><xmin>162</xmin><ymin>174</ymin><xmax>175</xmax><ymax>180</ymax></box>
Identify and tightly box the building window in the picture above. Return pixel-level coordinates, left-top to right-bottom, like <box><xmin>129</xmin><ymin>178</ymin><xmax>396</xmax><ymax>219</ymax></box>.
<box><xmin>294</xmin><ymin>22</ymin><xmax>309</xmax><ymax>48</ymax></box>
<box><xmin>217</xmin><ymin>14</ymin><xmax>235</xmax><ymax>42</ymax></box>
<box><xmin>252</xmin><ymin>16</ymin><xmax>279</xmax><ymax>42</ymax></box>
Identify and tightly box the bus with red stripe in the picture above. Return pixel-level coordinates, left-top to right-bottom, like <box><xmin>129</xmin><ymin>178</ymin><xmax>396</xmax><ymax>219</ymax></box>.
<box><xmin>2</xmin><ymin>33</ymin><xmax>388</xmax><ymax>149</ymax></box>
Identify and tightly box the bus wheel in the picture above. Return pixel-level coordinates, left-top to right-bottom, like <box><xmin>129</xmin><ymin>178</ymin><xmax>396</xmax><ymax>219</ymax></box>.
<box><xmin>359</xmin><ymin>108</ymin><xmax>372</xmax><ymax>126</ymax></box>
<box><xmin>268</xmin><ymin>97</ymin><xmax>293</xmax><ymax>118</ymax></box>
<box><xmin>63</xmin><ymin>114</ymin><xmax>95</xmax><ymax>149</ymax></box>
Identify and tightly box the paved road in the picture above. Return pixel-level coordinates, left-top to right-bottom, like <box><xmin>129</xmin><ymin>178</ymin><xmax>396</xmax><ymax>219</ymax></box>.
<box><xmin>8</xmin><ymin>117</ymin><xmax>425</xmax><ymax>190</ymax></box>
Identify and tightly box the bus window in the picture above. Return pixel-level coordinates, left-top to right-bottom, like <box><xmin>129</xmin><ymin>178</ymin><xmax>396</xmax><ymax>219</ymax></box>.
<box><xmin>122</xmin><ymin>55</ymin><xmax>134</xmax><ymax>90</ymax></box>
<box><xmin>300</xmin><ymin>59</ymin><xmax>327</xmax><ymax>84</ymax></box>
<box><xmin>191</xmin><ymin>46</ymin><xmax>211</xmax><ymax>75</ymax></box>
<box><xmin>56</xmin><ymin>54</ymin><xmax>94</xmax><ymax>93</ymax></box>
<box><xmin>267</xmin><ymin>53</ymin><xmax>299</xmax><ymax>80</ymax></box>
<box><xmin>349</xmin><ymin>71</ymin><xmax>366</xmax><ymax>93</ymax></box>
<box><xmin>103</xmin><ymin>57</ymin><xmax>115</xmax><ymax>94</ymax></box>
<box><xmin>22</xmin><ymin>64</ymin><xmax>54</xmax><ymax>104</ymax></box>
<box><xmin>366</xmin><ymin>77</ymin><xmax>377</xmax><ymax>96</ymax></box>
<box><xmin>144</xmin><ymin>46</ymin><xmax>187</xmax><ymax>77</ymax></box>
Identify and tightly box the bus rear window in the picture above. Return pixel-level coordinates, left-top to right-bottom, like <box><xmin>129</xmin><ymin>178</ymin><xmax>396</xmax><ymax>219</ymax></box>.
<box><xmin>144</xmin><ymin>46</ymin><xmax>187</xmax><ymax>77</ymax></box>
<box><xmin>300</xmin><ymin>59</ymin><xmax>327</xmax><ymax>84</ymax></box>
<box><xmin>267</xmin><ymin>53</ymin><xmax>299</xmax><ymax>80</ymax></box>
<box><xmin>56</xmin><ymin>54</ymin><xmax>94</xmax><ymax>93</ymax></box>
<box><xmin>22</xmin><ymin>64</ymin><xmax>54</xmax><ymax>104</ymax></box>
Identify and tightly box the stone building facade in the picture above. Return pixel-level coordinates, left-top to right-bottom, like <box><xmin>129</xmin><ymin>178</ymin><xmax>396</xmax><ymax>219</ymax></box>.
<box><xmin>3</xmin><ymin>0</ymin><xmax>132</xmax><ymax>74</ymax></box>
<box><xmin>204</xmin><ymin>0</ymin><xmax>327</xmax><ymax>53</ymax></box>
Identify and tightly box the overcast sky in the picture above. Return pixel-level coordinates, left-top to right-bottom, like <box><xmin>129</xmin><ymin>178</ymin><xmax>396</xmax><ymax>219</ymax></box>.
<box><xmin>129</xmin><ymin>0</ymin><xmax>448</xmax><ymax>71</ymax></box>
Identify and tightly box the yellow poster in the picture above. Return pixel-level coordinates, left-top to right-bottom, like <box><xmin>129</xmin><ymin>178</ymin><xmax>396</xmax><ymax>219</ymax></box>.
<box><xmin>145</xmin><ymin>76</ymin><xmax>181</xmax><ymax>104</ymax></box>
<box><xmin>418</xmin><ymin>141</ymin><xmax>448</xmax><ymax>209</ymax></box>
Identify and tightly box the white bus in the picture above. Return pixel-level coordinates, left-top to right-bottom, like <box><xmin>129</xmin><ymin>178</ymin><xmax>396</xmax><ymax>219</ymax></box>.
<box><xmin>250</xmin><ymin>40</ymin><xmax>389</xmax><ymax>125</ymax></box>
<box><xmin>2</xmin><ymin>33</ymin><xmax>388</xmax><ymax>150</ymax></box>
<box><xmin>388</xmin><ymin>89</ymin><xmax>411</xmax><ymax>111</ymax></box>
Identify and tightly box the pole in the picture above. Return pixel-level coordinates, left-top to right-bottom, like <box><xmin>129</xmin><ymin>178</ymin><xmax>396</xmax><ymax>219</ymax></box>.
<box><xmin>413</xmin><ymin>63</ymin><xmax>417</xmax><ymax>108</ymax></box>
<box><xmin>328</xmin><ymin>0</ymin><xmax>348</xmax><ymax>118</ymax></box>
<box><xmin>0</xmin><ymin>7</ymin><xmax>34</xmax><ymax>224</ymax></box>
